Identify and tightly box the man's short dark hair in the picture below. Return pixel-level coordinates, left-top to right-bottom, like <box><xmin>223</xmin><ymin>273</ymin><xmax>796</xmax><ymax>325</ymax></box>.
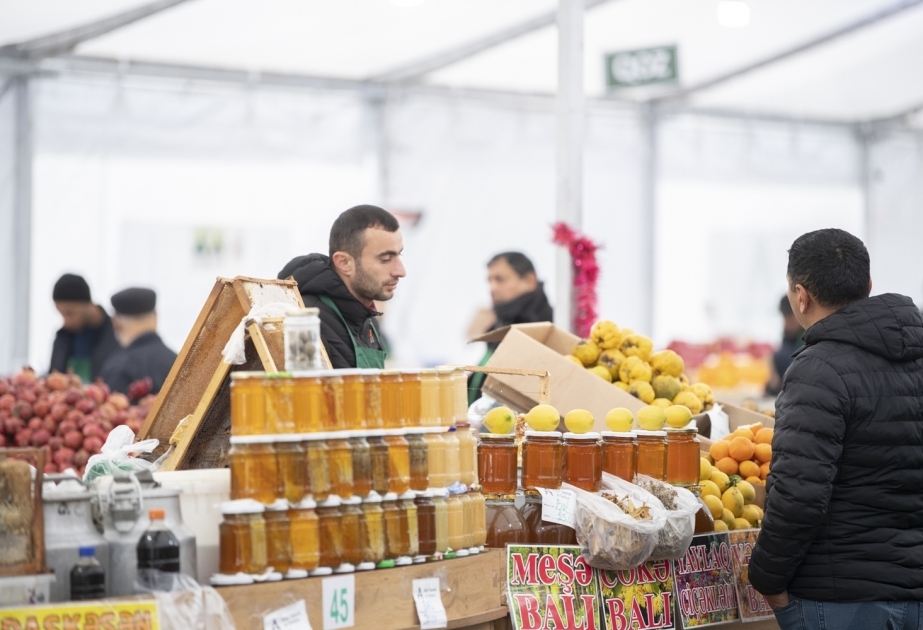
<box><xmin>329</xmin><ymin>205</ymin><xmax>399</xmax><ymax>259</ymax></box>
<box><xmin>488</xmin><ymin>252</ymin><xmax>536</xmax><ymax>278</ymax></box>
<box><xmin>787</xmin><ymin>228</ymin><xmax>870</xmax><ymax>309</ymax></box>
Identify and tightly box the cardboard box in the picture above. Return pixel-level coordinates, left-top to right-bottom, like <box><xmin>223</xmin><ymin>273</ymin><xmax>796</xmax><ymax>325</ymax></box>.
<box><xmin>698</xmin><ymin>402</ymin><xmax>775</xmax><ymax>450</ymax></box>
<box><xmin>471</xmin><ymin>323</ymin><xmax>646</xmax><ymax>432</ymax></box>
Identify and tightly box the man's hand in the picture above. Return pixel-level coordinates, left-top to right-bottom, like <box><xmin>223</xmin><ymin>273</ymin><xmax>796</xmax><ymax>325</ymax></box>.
<box><xmin>763</xmin><ymin>591</ymin><xmax>790</xmax><ymax>611</ymax></box>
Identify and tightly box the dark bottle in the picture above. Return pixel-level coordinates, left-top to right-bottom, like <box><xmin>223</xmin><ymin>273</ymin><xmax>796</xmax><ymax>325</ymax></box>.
<box><xmin>70</xmin><ymin>546</ymin><xmax>106</xmax><ymax>601</ymax></box>
<box><xmin>137</xmin><ymin>508</ymin><xmax>181</xmax><ymax>591</ymax></box>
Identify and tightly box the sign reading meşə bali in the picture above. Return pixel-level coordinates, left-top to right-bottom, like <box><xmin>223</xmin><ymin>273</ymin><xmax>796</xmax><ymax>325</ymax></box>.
<box><xmin>727</xmin><ymin>530</ymin><xmax>774</xmax><ymax>622</ymax></box>
<box><xmin>672</xmin><ymin>533</ymin><xmax>740</xmax><ymax>628</ymax></box>
<box><xmin>507</xmin><ymin>545</ymin><xmax>602</xmax><ymax>630</ymax></box>
<box><xmin>598</xmin><ymin>560</ymin><xmax>676</xmax><ymax>630</ymax></box>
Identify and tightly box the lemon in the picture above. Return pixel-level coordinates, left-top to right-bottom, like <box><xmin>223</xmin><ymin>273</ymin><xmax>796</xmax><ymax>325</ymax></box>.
<box><xmin>714</xmin><ymin>520</ymin><xmax>729</xmax><ymax>532</ymax></box>
<box><xmin>740</xmin><ymin>504</ymin><xmax>762</xmax><ymax>527</ymax></box>
<box><xmin>636</xmin><ymin>405</ymin><xmax>666</xmax><ymax>431</ymax></box>
<box><xmin>734</xmin><ymin>518</ymin><xmax>753</xmax><ymax>531</ymax></box>
<box><xmin>565</xmin><ymin>355</ymin><xmax>583</xmax><ymax>366</ymax></box>
<box><xmin>721</xmin><ymin>509</ymin><xmax>736</xmax><ymax>529</ymax></box>
<box><xmin>702</xmin><ymin>495</ymin><xmax>723</xmax><ymax>519</ymax></box>
<box><xmin>736</xmin><ymin>480</ymin><xmax>756</xmax><ymax>505</ymax></box>
<box><xmin>700</xmin><ymin>458</ymin><xmax>713</xmax><ymax>481</ymax></box>
<box><xmin>483</xmin><ymin>406</ymin><xmax>516</xmax><ymax>434</ymax></box>
<box><xmin>523</xmin><ymin>404</ymin><xmax>560</xmax><ymax>432</ymax></box>
<box><xmin>564</xmin><ymin>409</ymin><xmax>595</xmax><ymax>434</ymax></box>
<box><xmin>710</xmin><ymin>470</ymin><xmax>731</xmax><ymax>493</ymax></box>
<box><xmin>722</xmin><ymin>488</ymin><xmax>744</xmax><ymax>518</ymax></box>
<box><xmin>588</xmin><ymin>365</ymin><xmax>613</xmax><ymax>382</ymax></box>
<box><xmin>605</xmin><ymin>408</ymin><xmax>634</xmax><ymax>432</ymax></box>
<box><xmin>700</xmin><ymin>479</ymin><xmax>721</xmax><ymax>498</ymax></box>
<box><xmin>664</xmin><ymin>404</ymin><xmax>693</xmax><ymax>429</ymax></box>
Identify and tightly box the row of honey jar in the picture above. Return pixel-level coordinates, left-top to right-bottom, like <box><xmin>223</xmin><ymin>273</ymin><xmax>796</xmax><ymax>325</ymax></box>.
<box><xmin>229</xmin><ymin>426</ymin><xmax>479</xmax><ymax>504</ymax></box>
<box><xmin>477</xmin><ymin>427</ymin><xmax>700</xmax><ymax>496</ymax></box>
<box><xmin>216</xmin><ymin>488</ymin><xmax>487</xmax><ymax>580</ymax></box>
<box><xmin>230</xmin><ymin>367</ymin><xmax>468</xmax><ymax>436</ymax></box>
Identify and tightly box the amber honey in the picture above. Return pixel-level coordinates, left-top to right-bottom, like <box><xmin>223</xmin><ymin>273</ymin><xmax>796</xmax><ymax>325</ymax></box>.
<box><xmin>361</xmin><ymin>370</ymin><xmax>384</xmax><ymax>430</ymax></box>
<box><xmin>340</xmin><ymin>369</ymin><xmax>366</xmax><ymax>431</ymax></box>
<box><xmin>230</xmin><ymin>372</ymin><xmax>268</xmax><ymax>435</ymax></box>
<box><xmin>601</xmin><ymin>432</ymin><xmax>637</xmax><ymax>482</ymax></box>
<box><xmin>406</xmin><ymin>432</ymin><xmax>429</xmax><ymax>492</ymax></box>
<box><xmin>275</xmin><ymin>438</ymin><xmax>306</xmax><ymax>504</ymax></box>
<box><xmin>303</xmin><ymin>436</ymin><xmax>330</xmax><ymax>502</ymax></box>
<box><xmin>381</xmin><ymin>493</ymin><xmax>403</xmax><ymax>559</ymax></box>
<box><xmin>326</xmin><ymin>438</ymin><xmax>354</xmax><ymax>499</ymax></box>
<box><xmin>360</xmin><ymin>493</ymin><xmax>385</xmax><ymax>567</ymax></box>
<box><xmin>459</xmin><ymin>492</ymin><xmax>476</xmax><ymax>549</ymax></box>
<box><xmin>380</xmin><ymin>370</ymin><xmax>405</xmax><ymax>429</ymax></box>
<box><xmin>399</xmin><ymin>492</ymin><xmax>419</xmax><ymax>558</ymax></box>
<box><xmin>415</xmin><ymin>493</ymin><xmax>436</xmax><ymax>556</ymax></box>
<box><xmin>292</xmin><ymin>373</ymin><xmax>325</xmax><ymax>433</ymax></box>
<box><xmin>562</xmin><ymin>432</ymin><xmax>602</xmax><ymax>492</ymax></box>
<box><xmin>693</xmin><ymin>488</ymin><xmax>715</xmax><ymax>534</ymax></box>
<box><xmin>432</xmin><ymin>491</ymin><xmax>449</xmax><ymax>553</ymax></box>
<box><xmin>478</xmin><ymin>434</ymin><xmax>518</xmax><ymax>495</ymax></box>
<box><xmin>229</xmin><ymin>437</ymin><xmax>279</xmax><ymax>504</ymax></box>
<box><xmin>437</xmin><ymin>368</ymin><xmax>455</xmax><ymax>428</ymax></box>
<box><xmin>443</xmin><ymin>428</ymin><xmax>461</xmax><ymax>487</ymax></box>
<box><xmin>521</xmin><ymin>431</ymin><xmax>563</xmax><ymax>492</ymax></box>
<box><xmin>317</xmin><ymin>498</ymin><xmax>344</xmax><ymax>569</ymax></box>
<box><xmin>456</xmin><ymin>422</ymin><xmax>478</xmax><ymax>486</ymax></box>
<box><xmin>485</xmin><ymin>499</ymin><xmax>527</xmax><ymax>548</ymax></box>
<box><xmin>451</xmin><ymin>367</ymin><xmax>467</xmax><ymax>424</ymax></box>
<box><xmin>469</xmin><ymin>489</ymin><xmax>487</xmax><ymax>547</ymax></box>
<box><xmin>288</xmin><ymin>498</ymin><xmax>319</xmax><ymax>572</ymax></box>
<box><xmin>446</xmin><ymin>492</ymin><xmax>465</xmax><ymax>552</ymax></box>
<box><xmin>666</xmin><ymin>428</ymin><xmax>700</xmax><ymax>485</ymax></box>
<box><xmin>419</xmin><ymin>369</ymin><xmax>440</xmax><ymax>427</ymax></box>
<box><xmin>264</xmin><ymin>374</ymin><xmax>295</xmax><ymax>434</ymax></box>
<box><xmin>635</xmin><ymin>430</ymin><xmax>667</xmax><ymax>481</ymax></box>
<box><xmin>320</xmin><ymin>372</ymin><xmax>345</xmax><ymax>432</ymax></box>
<box><xmin>219</xmin><ymin>501</ymin><xmax>267</xmax><ymax>574</ymax></box>
<box><xmin>521</xmin><ymin>497</ymin><xmax>577</xmax><ymax>545</ymax></box>
<box><xmin>424</xmin><ymin>432</ymin><xmax>447</xmax><ymax>489</ymax></box>
<box><xmin>350</xmin><ymin>436</ymin><xmax>372</xmax><ymax>497</ymax></box>
<box><xmin>401</xmin><ymin>370</ymin><xmax>423</xmax><ymax>427</ymax></box>
<box><xmin>340</xmin><ymin>498</ymin><xmax>363</xmax><ymax>568</ymax></box>
<box><xmin>384</xmin><ymin>434</ymin><xmax>411</xmax><ymax>495</ymax></box>
<box><xmin>265</xmin><ymin>502</ymin><xmax>292</xmax><ymax>574</ymax></box>
<box><xmin>367</xmin><ymin>434</ymin><xmax>391</xmax><ymax>495</ymax></box>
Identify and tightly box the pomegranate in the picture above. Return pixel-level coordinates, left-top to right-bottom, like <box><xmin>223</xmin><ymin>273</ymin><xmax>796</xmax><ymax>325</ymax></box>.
<box><xmin>65</xmin><ymin>409</ymin><xmax>83</xmax><ymax>425</ymax></box>
<box><xmin>73</xmin><ymin>449</ymin><xmax>91</xmax><ymax>468</ymax></box>
<box><xmin>11</xmin><ymin>368</ymin><xmax>37</xmax><ymax>387</ymax></box>
<box><xmin>50</xmin><ymin>403</ymin><xmax>69</xmax><ymax>422</ymax></box>
<box><xmin>75</xmin><ymin>398</ymin><xmax>96</xmax><ymax>414</ymax></box>
<box><xmin>57</xmin><ymin>420</ymin><xmax>77</xmax><ymax>436</ymax></box>
<box><xmin>0</xmin><ymin>393</ymin><xmax>15</xmax><ymax>411</ymax></box>
<box><xmin>48</xmin><ymin>436</ymin><xmax>64</xmax><ymax>451</ymax></box>
<box><xmin>108</xmin><ymin>392</ymin><xmax>130</xmax><ymax>411</ymax></box>
<box><xmin>83</xmin><ymin>436</ymin><xmax>103</xmax><ymax>454</ymax></box>
<box><xmin>44</xmin><ymin>462</ymin><xmax>57</xmax><ymax>474</ymax></box>
<box><xmin>63</xmin><ymin>431</ymin><xmax>83</xmax><ymax>450</ymax></box>
<box><xmin>45</xmin><ymin>372</ymin><xmax>69</xmax><ymax>392</ymax></box>
<box><xmin>0</xmin><ymin>380</ymin><xmax>8</xmax><ymax>396</ymax></box>
<box><xmin>0</xmin><ymin>434</ymin><xmax>6</xmax><ymax>447</ymax></box>
<box><xmin>27</xmin><ymin>418</ymin><xmax>43</xmax><ymax>431</ymax></box>
<box><xmin>32</xmin><ymin>400</ymin><xmax>51</xmax><ymax>418</ymax></box>
<box><xmin>64</xmin><ymin>390</ymin><xmax>83</xmax><ymax>405</ymax></box>
<box><xmin>85</xmin><ymin>384</ymin><xmax>107</xmax><ymax>405</ymax></box>
<box><xmin>14</xmin><ymin>429</ymin><xmax>32</xmax><ymax>446</ymax></box>
<box><xmin>53</xmin><ymin>447</ymin><xmax>75</xmax><ymax>466</ymax></box>
<box><xmin>12</xmin><ymin>401</ymin><xmax>33</xmax><ymax>420</ymax></box>
<box><xmin>4</xmin><ymin>417</ymin><xmax>24</xmax><ymax>435</ymax></box>
<box><xmin>18</xmin><ymin>389</ymin><xmax>37</xmax><ymax>404</ymax></box>
<box><xmin>31</xmin><ymin>429</ymin><xmax>51</xmax><ymax>446</ymax></box>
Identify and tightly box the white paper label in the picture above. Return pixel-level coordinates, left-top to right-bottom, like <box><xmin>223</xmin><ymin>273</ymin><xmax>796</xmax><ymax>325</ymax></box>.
<box><xmin>538</xmin><ymin>488</ymin><xmax>577</xmax><ymax>528</ymax></box>
<box><xmin>412</xmin><ymin>578</ymin><xmax>448</xmax><ymax>629</ymax></box>
<box><xmin>264</xmin><ymin>600</ymin><xmax>312</xmax><ymax>630</ymax></box>
<box><xmin>322</xmin><ymin>574</ymin><xmax>355</xmax><ymax>630</ymax></box>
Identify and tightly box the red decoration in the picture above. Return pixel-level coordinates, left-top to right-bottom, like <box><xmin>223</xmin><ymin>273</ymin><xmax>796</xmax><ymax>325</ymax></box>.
<box><xmin>551</xmin><ymin>222</ymin><xmax>600</xmax><ymax>338</ymax></box>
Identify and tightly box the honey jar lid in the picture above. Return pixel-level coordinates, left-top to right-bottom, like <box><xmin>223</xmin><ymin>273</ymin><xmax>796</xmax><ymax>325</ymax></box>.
<box><xmin>524</xmin><ymin>430</ymin><xmax>562</xmax><ymax>438</ymax></box>
<box><xmin>359</xmin><ymin>368</ymin><xmax>382</xmax><ymax>376</ymax></box>
<box><xmin>229</xmin><ymin>435</ymin><xmax>276</xmax><ymax>445</ymax></box>
<box><xmin>633</xmin><ymin>429</ymin><xmax>668</xmax><ymax>437</ymax></box>
<box><xmin>382</xmin><ymin>492</ymin><xmax>399</xmax><ymax>501</ymax></box>
<box><xmin>265</xmin><ymin>499</ymin><xmax>289</xmax><ymax>512</ymax></box>
<box><xmin>600</xmin><ymin>431</ymin><xmax>636</xmax><ymax>439</ymax></box>
<box><xmin>664</xmin><ymin>426</ymin><xmax>698</xmax><ymax>434</ymax></box>
<box><xmin>295</xmin><ymin>497</ymin><xmax>317</xmax><ymax>509</ymax></box>
<box><xmin>380</xmin><ymin>369</ymin><xmax>402</xmax><ymax>376</ymax></box>
<box><xmin>300</xmin><ymin>431</ymin><xmax>334</xmax><ymax>441</ymax></box>
<box><xmin>318</xmin><ymin>495</ymin><xmax>342</xmax><ymax>508</ymax></box>
<box><xmin>399</xmin><ymin>491</ymin><xmax>417</xmax><ymax>500</ymax></box>
<box><xmin>336</xmin><ymin>368</ymin><xmax>364</xmax><ymax>377</ymax></box>
<box><xmin>363</xmin><ymin>491</ymin><xmax>383</xmax><ymax>503</ymax></box>
<box><xmin>273</xmin><ymin>433</ymin><xmax>306</xmax><ymax>443</ymax></box>
<box><xmin>563</xmin><ymin>432</ymin><xmax>601</xmax><ymax>440</ymax></box>
<box><xmin>345</xmin><ymin>496</ymin><xmax>364</xmax><ymax>506</ymax></box>
<box><xmin>480</xmin><ymin>432</ymin><xmax>516</xmax><ymax>440</ymax></box>
<box><xmin>220</xmin><ymin>499</ymin><xmax>265</xmax><ymax>515</ymax></box>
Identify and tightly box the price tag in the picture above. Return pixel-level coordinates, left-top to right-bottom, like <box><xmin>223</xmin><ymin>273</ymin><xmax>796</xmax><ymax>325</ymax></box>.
<box><xmin>264</xmin><ymin>600</ymin><xmax>313</xmax><ymax>630</ymax></box>
<box><xmin>412</xmin><ymin>578</ymin><xmax>448</xmax><ymax>629</ymax></box>
<box><xmin>537</xmin><ymin>488</ymin><xmax>577</xmax><ymax>528</ymax></box>
<box><xmin>322</xmin><ymin>574</ymin><xmax>355</xmax><ymax>630</ymax></box>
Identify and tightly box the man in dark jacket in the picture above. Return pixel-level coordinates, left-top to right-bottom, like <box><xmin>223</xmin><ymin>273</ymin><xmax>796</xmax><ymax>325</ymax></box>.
<box><xmin>278</xmin><ymin>205</ymin><xmax>405</xmax><ymax>369</ymax></box>
<box><xmin>750</xmin><ymin>228</ymin><xmax>923</xmax><ymax>629</ymax></box>
<box><xmin>100</xmin><ymin>288</ymin><xmax>177</xmax><ymax>399</ymax></box>
<box><xmin>49</xmin><ymin>273</ymin><xmax>120</xmax><ymax>383</ymax></box>
<box><xmin>468</xmin><ymin>252</ymin><xmax>553</xmax><ymax>404</ymax></box>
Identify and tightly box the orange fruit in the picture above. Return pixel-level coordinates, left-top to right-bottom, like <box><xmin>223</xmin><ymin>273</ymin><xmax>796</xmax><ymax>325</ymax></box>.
<box><xmin>754</xmin><ymin>443</ymin><xmax>772</xmax><ymax>463</ymax></box>
<box><xmin>754</xmin><ymin>428</ymin><xmax>774</xmax><ymax>444</ymax></box>
<box><xmin>749</xmin><ymin>422</ymin><xmax>764</xmax><ymax>434</ymax></box>
<box><xmin>760</xmin><ymin>462</ymin><xmax>770</xmax><ymax>480</ymax></box>
<box><xmin>732</xmin><ymin>428</ymin><xmax>755</xmax><ymax>441</ymax></box>
<box><xmin>739</xmin><ymin>460</ymin><xmax>760</xmax><ymax>479</ymax></box>
<box><xmin>716</xmin><ymin>457</ymin><xmax>739</xmax><ymax>475</ymax></box>
<box><xmin>710</xmin><ymin>441</ymin><xmax>730</xmax><ymax>461</ymax></box>
<box><xmin>745</xmin><ymin>475</ymin><xmax>762</xmax><ymax>486</ymax></box>
<box><xmin>729</xmin><ymin>437</ymin><xmax>755</xmax><ymax>462</ymax></box>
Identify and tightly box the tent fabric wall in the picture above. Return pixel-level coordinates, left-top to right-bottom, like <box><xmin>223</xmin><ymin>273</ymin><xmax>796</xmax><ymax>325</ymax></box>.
<box><xmin>0</xmin><ymin>78</ymin><xmax>18</xmax><ymax>375</ymax></box>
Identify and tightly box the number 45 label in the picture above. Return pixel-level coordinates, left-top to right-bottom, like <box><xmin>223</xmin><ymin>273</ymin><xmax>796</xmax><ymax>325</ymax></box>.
<box><xmin>322</xmin><ymin>575</ymin><xmax>355</xmax><ymax>630</ymax></box>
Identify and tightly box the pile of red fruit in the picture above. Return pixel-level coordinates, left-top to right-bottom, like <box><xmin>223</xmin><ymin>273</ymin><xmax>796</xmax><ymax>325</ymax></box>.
<box><xmin>0</xmin><ymin>368</ymin><xmax>155</xmax><ymax>474</ymax></box>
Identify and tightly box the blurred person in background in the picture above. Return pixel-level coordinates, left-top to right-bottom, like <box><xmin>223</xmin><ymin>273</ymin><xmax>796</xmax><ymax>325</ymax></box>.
<box><xmin>100</xmin><ymin>288</ymin><xmax>177</xmax><ymax>399</ymax></box>
<box><xmin>750</xmin><ymin>228</ymin><xmax>923</xmax><ymax>629</ymax></box>
<box><xmin>278</xmin><ymin>205</ymin><xmax>405</xmax><ymax>369</ymax></box>
<box><xmin>765</xmin><ymin>295</ymin><xmax>804</xmax><ymax>396</ymax></box>
<box><xmin>467</xmin><ymin>252</ymin><xmax>553</xmax><ymax>405</ymax></box>
<box><xmin>49</xmin><ymin>273</ymin><xmax>120</xmax><ymax>383</ymax></box>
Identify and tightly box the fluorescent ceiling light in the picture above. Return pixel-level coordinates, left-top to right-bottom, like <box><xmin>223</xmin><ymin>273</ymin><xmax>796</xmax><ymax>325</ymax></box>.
<box><xmin>717</xmin><ymin>1</ymin><xmax>750</xmax><ymax>28</ymax></box>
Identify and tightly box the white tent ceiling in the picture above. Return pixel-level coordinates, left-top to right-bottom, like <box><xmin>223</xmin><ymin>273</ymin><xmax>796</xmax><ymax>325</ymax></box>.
<box><xmin>2</xmin><ymin>0</ymin><xmax>923</xmax><ymax>123</ymax></box>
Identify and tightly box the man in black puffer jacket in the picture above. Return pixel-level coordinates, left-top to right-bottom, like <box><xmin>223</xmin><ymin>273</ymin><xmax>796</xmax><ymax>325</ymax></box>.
<box><xmin>750</xmin><ymin>228</ymin><xmax>923</xmax><ymax>629</ymax></box>
<box><xmin>278</xmin><ymin>205</ymin><xmax>405</xmax><ymax>369</ymax></box>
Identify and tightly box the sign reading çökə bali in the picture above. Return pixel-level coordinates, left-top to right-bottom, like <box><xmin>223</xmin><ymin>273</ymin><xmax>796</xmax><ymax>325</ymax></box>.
<box><xmin>598</xmin><ymin>560</ymin><xmax>676</xmax><ymax>630</ymax></box>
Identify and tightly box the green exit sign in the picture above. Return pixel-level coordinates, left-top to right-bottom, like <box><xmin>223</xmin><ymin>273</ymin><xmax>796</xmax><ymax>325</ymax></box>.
<box><xmin>606</xmin><ymin>45</ymin><xmax>678</xmax><ymax>89</ymax></box>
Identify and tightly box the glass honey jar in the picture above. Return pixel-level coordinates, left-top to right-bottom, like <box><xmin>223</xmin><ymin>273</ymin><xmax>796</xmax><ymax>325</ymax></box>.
<box><xmin>469</xmin><ymin>489</ymin><xmax>487</xmax><ymax>548</ymax></box>
<box><xmin>337</xmin><ymin>497</ymin><xmax>363</xmax><ymax>573</ymax></box>
<box><xmin>406</xmin><ymin>432</ymin><xmax>429</xmax><ymax>492</ymax></box>
<box><xmin>450</xmin><ymin>367</ymin><xmax>468</xmax><ymax>425</ymax></box>
<box><xmin>218</xmin><ymin>499</ymin><xmax>267</xmax><ymax>575</ymax></box>
<box><xmin>437</xmin><ymin>368</ymin><xmax>456</xmax><ymax>428</ymax></box>
<box><xmin>319</xmin><ymin>371</ymin><xmax>345</xmax><ymax>432</ymax></box>
<box><xmin>367</xmin><ymin>432</ymin><xmax>391</xmax><ymax>496</ymax></box>
<box><xmin>601</xmin><ymin>431</ymin><xmax>637</xmax><ymax>483</ymax></box>
<box><xmin>419</xmin><ymin>369</ymin><xmax>441</xmax><ymax>427</ymax></box>
<box><xmin>443</xmin><ymin>427</ymin><xmax>461</xmax><ymax>488</ymax></box>
<box><xmin>455</xmin><ymin>422</ymin><xmax>478</xmax><ymax>487</ymax></box>
<box><xmin>521</xmin><ymin>496</ymin><xmax>577</xmax><ymax>545</ymax></box>
<box><xmin>459</xmin><ymin>491</ymin><xmax>476</xmax><ymax>552</ymax></box>
<box><xmin>360</xmin><ymin>369</ymin><xmax>384</xmax><ymax>430</ymax></box>
<box><xmin>432</xmin><ymin>490</ymin><xmax>450</xmax><ymax>554</ymax></box>
<box><xmin>350</xmin><ymin>435</ymin><xmax>373</xmax><ymax>498</ymax></box>
<box><xmin>635</xmin><ymin>430</ymin><xmax>667</xmax><ymax>481</ymax></box>
<box><xmin>264</xmin><ymin>373</ymin><xmax>295</xmax><ymax>434</ymax></box>
<box><xmin>563</xmin><ymin>432</ymin><xmax>602</xmax><ymax>492</ymax></box>
<box><xmin>326</xmin><ymin>436</ymin><xmax>354</xmax><ymax>499</ymax></box>
<box><xmin>401</xmin><ymin>369</ymin><xmax>423</xmax><ymax>427</ymax></box>
<box><xmin>478</xmin><ymin>434</ymin><xmax>518</xmax><ymax>496</ymax></box>
<box><xmin>446</xmin><ymin>490</ymin><xmax>466</xmax><ymax>553</ymax></box>
<box><xmin>292</xmin><ymin>372</ymin><xmax>325</xmax><ymax>434</ymax></box>
<box><xmin>302</xmin><ymin>434</ymin><xmax>331</xmax><ymax>502</ymax></box>
<box><xmin>229</xmin><ymin>436</ymin><xmax>279</xmax><ymax>504</ymax></box>
<box><xmin>315</xmin><ymin>496</ymin><xmax>343</xmax><ymax>575</ymax></box>
<box><xmin>358</xmin><ymin>492</ymin><xmax>385</xmax><ymax>570</ymax></box>
<box><xmin>274</xmin><ymin>437</ymin><xmax>306</xmax><ymax>504</ymax></box>
<box><xmin>424</xmin><ymin>431</ymin><xmax>447</xmax><ymax>489</ymax></box>
<box><xmin>665</xmin><ymin>427</ymin><xmax>700</xmax><ymax>486</ymax></box>
<box><xmin>340</xmin><ymin>369</ymin><xmax>366</xmax><ymax>431</ymax></box>
<box><xmin>381</xmin><ymin>492</ymin><xmax>403</xmax><ymax>561</ymax></box>
<box><xmin>288</xmin><ymin>497</ymin><xmax>319</xmax><ymax>575</ymax></box>
<box><xmin>399</xmin><ymin>491</ymin><xmax>419</xmax><ymax>562</ymax></box>
<box><xmin>415</xmin><ymin>493</ymin><xmax>437</xmax><ymax>557</ymax></box>
<box><xmin>380</xmin><ymin>370</ymin><xmax>404</xmax><ymax>429</ymax></box>
<box><xmin>230</xmin><ymin>372</ymin><xmax>267</xmax><ymax>435</ymax></box>
<box><xmin>384</xmin><ymin>432</ymin><xmax>411</xmax><ymax>495</ymax></box>
<box><xmin>484</xmin><ymin>499</ymin><xmax>528</xmax><ymax>548</ymax></box>
<box><xmin>521</xmin><ymin>431</ymin><xmax>563</xmax><ymax>493</ymax></box>
<box><xmin>264</xmin><ymin>500</ymin><xmax>292</xmax><ymax>575</ymax></box>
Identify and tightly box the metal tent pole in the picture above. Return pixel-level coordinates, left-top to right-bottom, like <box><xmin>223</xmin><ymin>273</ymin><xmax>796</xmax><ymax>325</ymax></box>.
<box><xmin>641</xmin><ymin>105</ymin><xmax>657</xmax><ymax>337</ymax></box>
<box><xmin>555</xmin><ymin>0</ymin><xmax>585</xmax><ymax>333</ymax></box>
<box><xmin>13</xmin><ymin>76</ymin><xmax>32</xmax><ymax>370</ymax></box>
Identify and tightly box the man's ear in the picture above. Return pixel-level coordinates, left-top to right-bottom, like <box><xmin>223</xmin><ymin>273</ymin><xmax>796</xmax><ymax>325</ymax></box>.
<box><xmin>523</xmin><ymin>272</ymin><xmax>538</xmax><ymax>291</ymax></box>
<box><xmin>331</xmin><ymin>251</ymin><xmax>354</xmax><ymax>277</ymax></box>
<box><xmin>868</xmin><ymin>278</ymin><xmax>873</xmax><ymax>295</ymax></box>
<box><xmin>794</xmin><ymin>284</ymin><xmax>810</xmax><ymax>315</ymax></box>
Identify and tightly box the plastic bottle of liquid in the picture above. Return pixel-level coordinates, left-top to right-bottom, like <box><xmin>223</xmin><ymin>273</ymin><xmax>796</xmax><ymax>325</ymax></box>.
<box><xmin>137</xmin><ymin>508</ymin><xmax>181</xmax><ymax>591</ymax></box>
<box><xmin>70</xmin><ymin>546</ymin><xmax>106</xmax><ymax>601</ymax></box>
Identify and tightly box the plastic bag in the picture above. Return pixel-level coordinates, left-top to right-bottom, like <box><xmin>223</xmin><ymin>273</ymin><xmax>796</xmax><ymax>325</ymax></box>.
<box><xmin>602</xmin><ymin>473</ymin><xmax>699</xmax><ymax>561</ymax></box>
<box><xmin>563</xmin><ymin>481</ymin><xmax>664</xmax><ymax>571</ymax></box>
<box><xmin>137</xmin><ymin>571</ymin><xmax>237</xmax><ymax>630</ymax></box>
<box><xmin>83</xmin><ymin>425</ymin><xmax>159</xmax><ymax>483</ymax></box>
<box><xmin>221</xmin><ymin>302</ymin><xmax>297</xmax><ymax>365</ymax></box>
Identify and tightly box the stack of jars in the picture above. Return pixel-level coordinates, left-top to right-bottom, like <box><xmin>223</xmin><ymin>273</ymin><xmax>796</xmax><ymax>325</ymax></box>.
<box><xmin>217</xmin><ymin>365</ymin><xmax>487</xmax><ymax>583</ymax></box>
